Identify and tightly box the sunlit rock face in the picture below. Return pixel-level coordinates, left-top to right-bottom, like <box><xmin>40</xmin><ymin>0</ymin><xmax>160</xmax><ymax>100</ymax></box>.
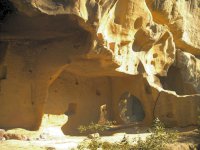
<box><xmin>0</xmin><ymin>0</ymin><xmax>199</xmax><ymax>135</ymax></box>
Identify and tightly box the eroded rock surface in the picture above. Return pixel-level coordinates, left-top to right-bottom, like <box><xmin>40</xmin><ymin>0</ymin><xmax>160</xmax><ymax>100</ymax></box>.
<box><xmin>0</xmin><ymin>0</ymin><xmax>200</xmax><ymax>135</ymax></box>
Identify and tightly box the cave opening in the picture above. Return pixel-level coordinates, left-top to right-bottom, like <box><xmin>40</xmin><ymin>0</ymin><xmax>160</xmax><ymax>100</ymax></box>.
<box><xmin>0</xmin><ymin>4</ymin><xmax>94</xmax><ymax>132</ymax></box>
<box><xmin>0</xmin><ymin>0</ymin><xmax>15</xmax><ymax>21</ymax></box>
<box><xmin>118</xmin><ymin>92</ymin><xmax>145</xmax><ymax>124</ymax></box>
<box><xmin>43</xmin><ymin>71</ymin><xmax>113</xmax><ymax>134</ymax></box>
<box><xmin>158</xmin><ymin>66</ymin><xmax>198</xmax><ymax>95</ymax></box>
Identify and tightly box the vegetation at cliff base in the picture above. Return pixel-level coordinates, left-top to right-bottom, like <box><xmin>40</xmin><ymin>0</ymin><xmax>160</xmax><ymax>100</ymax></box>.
<box><xmin>74</xmin><ymin>118</ymin><xmax>178</xmax><ymax>150</ymax></box>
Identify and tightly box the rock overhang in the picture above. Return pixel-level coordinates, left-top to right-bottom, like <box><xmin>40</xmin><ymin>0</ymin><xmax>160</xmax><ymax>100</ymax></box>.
<box><xmin>0</xmin><ymin>0</ymin><xmax>199</xmax><ymax>135</ymax></box>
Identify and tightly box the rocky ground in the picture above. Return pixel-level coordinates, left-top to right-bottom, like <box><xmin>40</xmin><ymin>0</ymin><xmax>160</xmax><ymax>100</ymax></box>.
<box><xmin>0</xmin><ymin>126</ymin><xmax>199</xmax><ymax>150</ymax></box>
<box><xmin>0</xmin><ymin>115</ymin><xmax>199</xmax><ymax>150</ymax></box>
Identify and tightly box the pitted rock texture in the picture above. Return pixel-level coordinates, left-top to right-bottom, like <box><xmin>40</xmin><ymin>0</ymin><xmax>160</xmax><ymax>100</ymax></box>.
<box><xmin>0</xmin><ymin>0</ymin><xmax>200</xmax><ymax>135</ymax></box>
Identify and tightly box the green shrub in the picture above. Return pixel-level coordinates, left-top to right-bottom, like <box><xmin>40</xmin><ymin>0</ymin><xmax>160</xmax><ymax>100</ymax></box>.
<box><xmin>133</xmin><ymin>118</ymin><xmax>178</xmax><ymax>150</ymax></box>
<box><xmin>75</xmin><ymin>135</ymin><xmax>133</xmax><ymax>150</ymax></box>
<box><xmin>74</xmin><ymin>118</ymin><xmax>178</xmax><ymax>150</ymax></box>
<box><xmin>78</xmin><ymin>121</ymin><xmax>116</xmax><ymax>133</ymax></box>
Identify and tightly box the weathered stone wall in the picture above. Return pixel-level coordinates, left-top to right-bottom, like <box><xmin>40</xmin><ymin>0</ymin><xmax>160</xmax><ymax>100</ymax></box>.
<box><xmin>45</xmin><ymin>71</ymin><xmax>112</xmax><ymax>134</ymax></box>
<box><xmin>0</xmin><ymin>0</ymin><xmax>200</xmax><ymax>135</ymax></box>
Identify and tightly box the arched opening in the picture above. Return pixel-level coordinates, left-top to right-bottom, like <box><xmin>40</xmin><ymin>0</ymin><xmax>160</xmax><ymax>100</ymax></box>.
<box><xmin>44</xmin><ymin>71</ymin><xmax>112</xmax><ymax>135</ymax></box>
<box><xmin>118</xmin><ymin>92</ymin><xmax>145</xmax><ymax>124</ymax></box>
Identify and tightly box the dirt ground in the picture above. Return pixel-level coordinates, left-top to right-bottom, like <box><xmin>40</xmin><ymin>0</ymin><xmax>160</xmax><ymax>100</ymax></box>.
<box><xmin>0</xmin><ymin>126</ymin><xmax>199</xmax><ymax>150</ymax></box>
<box><xmin>0</xmin><ymin>115</ymin><xmax>199</xmax><ymax>150</ymax></box>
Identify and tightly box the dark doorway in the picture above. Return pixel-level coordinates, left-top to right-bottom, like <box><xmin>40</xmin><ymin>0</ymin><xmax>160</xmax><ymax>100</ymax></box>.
<box><xmin>119</xmin><ymin>92</ymin><xmax>145</xmax><ymax>123</ymax></box>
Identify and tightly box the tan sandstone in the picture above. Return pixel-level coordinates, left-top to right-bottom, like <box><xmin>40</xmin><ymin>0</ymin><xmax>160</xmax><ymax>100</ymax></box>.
<box><xmin>0</xmin><ymin>0</ymin><xmax>199</xmax><ymax>135</ymax></box>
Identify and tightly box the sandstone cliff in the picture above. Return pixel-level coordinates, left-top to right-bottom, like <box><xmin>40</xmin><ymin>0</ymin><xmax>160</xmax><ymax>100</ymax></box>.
<box><xmin>0</xmin><ymin>0</ymin><xmax>200</xmax><ymax>135</ymax></box>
